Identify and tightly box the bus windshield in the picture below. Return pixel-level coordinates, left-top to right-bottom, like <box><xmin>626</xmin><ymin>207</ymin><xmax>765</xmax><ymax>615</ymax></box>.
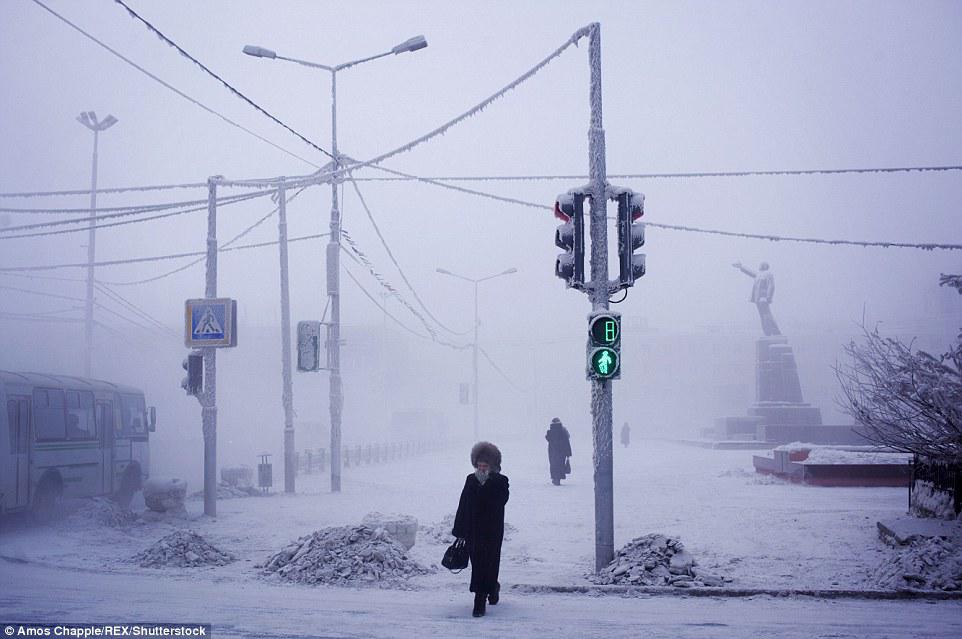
<box><xmin>119</xmin><ymin>394</ymin><xmax>147</xmax><ymax>438</ymax></box>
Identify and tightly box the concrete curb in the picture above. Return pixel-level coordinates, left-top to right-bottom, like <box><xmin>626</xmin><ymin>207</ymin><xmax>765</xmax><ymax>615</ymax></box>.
<box><xmin>510</xmin><ymin>583</ymin><xmax>962</xmax><ymax>601</ymax></box>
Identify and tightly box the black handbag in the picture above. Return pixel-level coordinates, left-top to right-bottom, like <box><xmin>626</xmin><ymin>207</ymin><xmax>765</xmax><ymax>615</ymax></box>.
<box><xmin>442</xmin><ymin>538</ymin><xmax>469</xmax><ymax>573</ymax></box>
<box><xmin>564</xmin><ymin>458</ymin><xmax>571</xmax><ymax>474</ymax></box>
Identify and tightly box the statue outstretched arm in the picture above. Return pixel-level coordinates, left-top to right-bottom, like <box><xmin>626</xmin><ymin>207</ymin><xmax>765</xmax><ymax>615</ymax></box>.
<box><xmin>731</xmin><ymin>262</ymin><xmax>756</xmax><ymax>278</ymax></box>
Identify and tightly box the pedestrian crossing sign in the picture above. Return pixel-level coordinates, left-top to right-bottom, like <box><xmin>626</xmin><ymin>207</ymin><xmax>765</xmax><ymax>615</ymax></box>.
<box><xmin>185</xmin><ymin>298</ymin><xmax>237</xmax><ymax>348</ymax></box>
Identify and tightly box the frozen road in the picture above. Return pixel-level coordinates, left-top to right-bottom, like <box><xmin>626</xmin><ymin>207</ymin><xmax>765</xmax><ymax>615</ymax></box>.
<box><xmin>2</xmin><ymin>560</ymin><xmax>961</xmax><ymax>639</ymax></box>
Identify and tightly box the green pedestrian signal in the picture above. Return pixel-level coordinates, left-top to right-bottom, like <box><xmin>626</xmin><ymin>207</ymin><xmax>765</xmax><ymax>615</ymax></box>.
<box><xmin>587</xmin><ymin>312</ymin><xmax>621</xmax><ymax>380</ymax></box>
<box><xmin>589</xmin><ymin>347</ymin><xmax>619</xmax><ymax>378</ymax></box>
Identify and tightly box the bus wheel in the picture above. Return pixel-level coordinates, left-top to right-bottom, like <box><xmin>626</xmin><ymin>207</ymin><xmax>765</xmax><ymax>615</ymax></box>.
<box><xmin>31</xmin><ymin>477</ymin><xmax>64</xmax><ymax>524</ymax></box>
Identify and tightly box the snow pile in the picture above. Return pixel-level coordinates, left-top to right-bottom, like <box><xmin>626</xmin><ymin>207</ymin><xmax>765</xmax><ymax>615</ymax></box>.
<box><xmin>261</xmin><ymin>525</ymin><xmax>433</xmax><ymax>588</ymax></box>
<box><xmin>590</xmin><ymin>534</ymin><xmax>730</xmax><ymax>588</ymax></box>
<box><xmin>71</xmin><ymin>497</ymin><xmax>139</xmax><ymax>528</ymax></box>
<box><xmin>872</xmin><ymin>536</ymin><xmax>962</xmax><ymax>591</ymax></box>
<box><xmin>802</xmin><ymin>449</ymin><xmax>911</xmax><ymax>465</ymax></box>
<box><xmin>911</xmin><ymin>480</ymin><xmax>960</xmax><ymax>519</ymax></box>
<box><xmin>419</xmin><ymin>513</ymin><xmax>517</xmax><ymax>545</ymax></box>
<box><xmin>133</xmin><ymin>530</ymin><xmax>235</xmax><ymax>568</ymax></box>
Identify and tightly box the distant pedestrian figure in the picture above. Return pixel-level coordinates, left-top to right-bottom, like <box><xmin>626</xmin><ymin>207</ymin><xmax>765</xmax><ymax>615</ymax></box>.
<box><xmin>621</xmin><ymin>421</ymin><xmax>631</xmax><ymax>448</ymax></box>
<box><xmin>452</xmin><ymin>441</ymin><xmax>509</xmax><ymax>618</ymax></box>
<box><xmin>545</xmin><ymin>418</ymin><xmax>572</xmax><ymax>486</ymax></box>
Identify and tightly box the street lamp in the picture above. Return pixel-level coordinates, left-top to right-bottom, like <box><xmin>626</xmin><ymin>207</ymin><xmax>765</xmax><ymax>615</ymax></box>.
<box><xmin>243</xmin><ymin>35</ymin><xmax>427</xmax><ymax>493</ymax></box>
<box><xmin>76</xmin><ymin>111</ymin><xmax>118</xmax><ymax>378</ymax></box>
<box><xmin>436</xmin><ymin>266</ymin><xmax>518</xmax><ymax>441</ymax></box>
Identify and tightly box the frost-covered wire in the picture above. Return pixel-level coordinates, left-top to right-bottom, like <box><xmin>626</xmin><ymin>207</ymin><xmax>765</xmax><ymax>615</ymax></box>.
<box><xmin>30</xmin><ymin>0</ymin><xmax>322</xmax><ymax>170</ymax></box>
<box><xmin>369</xmin><ymin>165</ymin><xmax>547</xmax><ymax>211</ymax></box>
<box><xmin>0</xmin><ymin>182</ymin><xmax>209</xmax><ymax>199</ymax></box>
<box><xmin>479</xmin><ymin>346</ymin><xmax>527</xmax><ymax>394</ymax></box>
<box><xmin>366</xmin><ymin>166</ymin><xmax>962</xmax><ymax>251</ymax></box>
<box><xmin>342</xmin><ymin>262</ymin><xmax>469</xmax><ymax>351</ymax></box>
<box><xmin>0</xmin><ymin>284</ymin><xmax>85</xmax><ymax>303</ymax></box>
<box><xmin>347</xmin><ymin>176</ymin><xmax>468</xmax><ymax>336</ymax></box>
<box><xmin>111</xmin><ymin>0</ymin><xmax>332</xmax><ymax>160</ymax></box>
<box><xmin>99</xmin><ymin>186</ymin><xmax>311</xmax><ymax>285</ymax></box>
<box><xmin>0</xmin><ymin>191</ymin><xmax>267</xmax><ymax>234</ymax></box>
<box><xmin>95</xmin><ymin>282</ymin><xmax>178</xmax><ymax>336</ymax></box>
<box><xmin>353</xmin><ymin>165</ymin><xmax>962</xmax><ymax>182</ymax></box>
<box><xmin>0</xmin><ymin>196</ymin><xmax>221</xmax><ymax>214</ymax></box>
<box><xmin>340</xmin><ymin>232</ymin><xmax>471</xmax><ymax>350</ymax></box>
<box><xmin>0</xmin><ymin>229</ymin><xmax>328</xmax><ymax>274</ymax></box>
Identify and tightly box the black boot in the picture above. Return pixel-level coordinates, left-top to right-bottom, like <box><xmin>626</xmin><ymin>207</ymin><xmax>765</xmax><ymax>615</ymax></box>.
<box><xmin>488</xmin><ymin>584</ymin><xmax>500</xmax><ymax>605</ymax></box>
<box><xmin>472</xmin><ymin>592</ymin><xmax>486</xmax><ymax>617</ymax></box>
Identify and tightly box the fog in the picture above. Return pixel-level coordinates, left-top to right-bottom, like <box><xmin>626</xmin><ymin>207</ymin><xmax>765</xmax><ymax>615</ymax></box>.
<box><xmin>2</xmin><ymin>0</ymin><xmax>961</xmax><ymax>489</ymax></box>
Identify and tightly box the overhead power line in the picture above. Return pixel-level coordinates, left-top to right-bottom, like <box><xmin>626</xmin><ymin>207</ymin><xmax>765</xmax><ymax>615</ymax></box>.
<box><xmin>111</xmin><ymin>0</ymin><xmax>333</xmax><ymax>160</ymax></box>
<box><xmin>29</xmin><ymin>0</ymin><xmax>322</xmax><ymax>169</ymax></box>
<box><xmin>347</xmin><ymin>176</ymin><xmax>468</xmax><ymax>336</ymax></box>
<box><xmin>98</xmin><ymin>185</ymin><xmax>311</xmax><ymax>286</ymax></box>
<box><xmin>367</xmin><ymin>165</ymin><xmax>962</xmax><ymax>251</ymax></box>
<box><xmin>355</xmin><ymin>164</ymin><xmax>962</xmax><ymax>182</ymax></box>
<box><xmin>0</xmin><ymin>182</ymin><xmax>208</xmax><ymax>199</ymax></box>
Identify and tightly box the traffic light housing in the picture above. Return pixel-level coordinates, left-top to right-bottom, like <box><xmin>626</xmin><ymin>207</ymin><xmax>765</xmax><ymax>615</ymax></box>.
<box><xmin>554</xmin><ymin>191</ymin><xmax>585</xmax><ymax>288</ymax></box>
<box><xmin>181</xmin><ymin>351</ymin><xmax>203</xmax><ymax>396</ymax></box>
<box><xmin>616</xmin><ymin>189</ymin><xmax>646</xmax><ymax>287</ymax></box>
<box><xmin>587</xmin><ymin>312</ymin><xmax>621</xmax><ymax>380</ymax></box>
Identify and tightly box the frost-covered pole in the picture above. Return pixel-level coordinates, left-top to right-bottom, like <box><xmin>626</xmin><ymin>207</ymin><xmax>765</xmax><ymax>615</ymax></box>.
<box><xmin>277</xmin><ymin>181</ymin><xmax>296</xmax><ymax>494</ymax></box>
<box><xmin>328</xmin><ymin>69</ymin><xmax>343</xmax><ymax>493</ymax></box>
<box><xmin>202</xmin><ymin>176</ymin><xmax>219</xmax><ymax>517</ymax></box>
<box><xmin>587</xmin><ymin>22</ymin><xmax>614</xmax><ymax>572</ymax></box>
<box><xmin>82</xmin><ymin>127</ymin><xmax>99</xmax><ymax>378</ymax></box>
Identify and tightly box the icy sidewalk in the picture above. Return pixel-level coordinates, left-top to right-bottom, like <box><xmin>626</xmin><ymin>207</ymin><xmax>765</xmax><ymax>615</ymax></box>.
<box><xmin>3</xmin><ymin>560</ymin><xmax>962</xmax><ymax>639</ymax></box>
<box><xmin>0</xmin><ymin>437</ymin><xmax>933</xmax><ymax>592</ymax></box>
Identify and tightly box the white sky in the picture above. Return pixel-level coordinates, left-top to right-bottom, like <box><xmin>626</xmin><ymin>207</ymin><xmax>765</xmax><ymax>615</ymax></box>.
<box><xmin>1</xmin><ymin>1</ymin><xmax>961</xmax><ymax>432</ymax></box>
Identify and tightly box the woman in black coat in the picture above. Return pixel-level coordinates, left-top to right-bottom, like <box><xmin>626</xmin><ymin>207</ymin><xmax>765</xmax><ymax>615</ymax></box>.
<box><xmin>545</xmin><ymin>417</ymin><xmax>572</xmax><ymax>485</ymax></box>
<box><xmin>452</xmin><ymin>441</ymin><xmax>509</xmax><ymax>618</ymax></box>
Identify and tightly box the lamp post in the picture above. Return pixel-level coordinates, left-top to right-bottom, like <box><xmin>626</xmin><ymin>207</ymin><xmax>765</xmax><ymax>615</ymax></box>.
<box><xmin>436</xmin><ymin>267</ymin><xmax>517</xmax><ymax>441</ymax></box>
<box><xmin>243</xmin><ymin>35</ymin><xmax>427</xmax><ymax>493</ymax></box>
<box><xmin>76</xmin><ymin>111</ymin><xmax>117</xmax><ymax>378</ymax></box>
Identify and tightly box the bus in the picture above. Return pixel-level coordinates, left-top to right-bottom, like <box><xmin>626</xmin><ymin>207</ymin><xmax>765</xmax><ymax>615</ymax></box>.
<box><xmin>0</xmin><ymin>371</ymin><xmax>156</xmax><ymax>520</ymax></box>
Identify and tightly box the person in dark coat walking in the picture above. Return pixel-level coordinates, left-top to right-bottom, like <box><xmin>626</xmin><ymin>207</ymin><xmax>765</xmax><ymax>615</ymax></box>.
<box><xmin>545</xmin><ymin>417</ymin><xmax>572</xmax><ymax>485</ymax></box>
<box><xmin>452</xmin><ymin>441</ymin><xmax>509</xmax><ymax>618</ymax></box>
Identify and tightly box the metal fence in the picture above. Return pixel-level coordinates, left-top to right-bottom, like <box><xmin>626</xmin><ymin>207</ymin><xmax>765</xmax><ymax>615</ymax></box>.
<box><xmin>293</xmin><ymin>440</ymin><xmax>444</xmax><ymax>475</ymax></box>
<box><xmin>911</xmin><ymin>454</ymin><xmax>962</xmax><ymax>516</ymax></box>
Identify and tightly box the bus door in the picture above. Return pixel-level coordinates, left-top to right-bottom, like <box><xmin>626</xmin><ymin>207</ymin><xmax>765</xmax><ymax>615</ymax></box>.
<box><xmin>5</xmin><ymin>396</ymin><xmax>30</xmax><ymax>509</ymax></box>
<box><xmin>96</xmin><ymin>400</ymin><xmax>114</xmax><ymax>494</ymax></box>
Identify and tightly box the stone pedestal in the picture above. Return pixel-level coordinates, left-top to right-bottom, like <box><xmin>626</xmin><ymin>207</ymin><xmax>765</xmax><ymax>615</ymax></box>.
<box><xmin>713</xmin><ymin>336</ymin><xmax>825</xmax><ymax>443</ymax></box>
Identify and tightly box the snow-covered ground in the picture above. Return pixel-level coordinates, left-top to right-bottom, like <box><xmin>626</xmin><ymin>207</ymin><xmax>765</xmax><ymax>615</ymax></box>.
<box><xmin>2</xmin><ymin>437</ymin><xmax>960</xmax><ymax>637</ymax></box>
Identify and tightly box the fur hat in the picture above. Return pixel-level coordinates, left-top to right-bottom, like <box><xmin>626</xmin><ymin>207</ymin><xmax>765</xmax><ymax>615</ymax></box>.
<box><xmin>550</xmin><ymin>417</ymin><xmax>562</xmax><ymax>424</ymax></box>
<box><xmin>470</xmin><ymin>441</ymin><xmax>502</xmax><ymax>473</ymax></box>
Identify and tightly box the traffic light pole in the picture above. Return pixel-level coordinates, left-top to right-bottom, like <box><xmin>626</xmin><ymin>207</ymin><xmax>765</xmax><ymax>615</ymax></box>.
<box><xmin>202</xmin><ymin>177</ymin><xmax>219</xmax><ymax>518</ymax></box>
<box><xmin>586</xmin><ymin>23</ymin><xmax>614</xmax><ymax>573</ymax></box>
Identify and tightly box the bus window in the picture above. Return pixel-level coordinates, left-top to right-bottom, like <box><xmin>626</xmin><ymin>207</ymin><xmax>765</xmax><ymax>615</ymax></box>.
<box><xmin>33</xmin><ymin>389</ymin><xmax>66</xmax><ymax>441</ymax></box>
<box><xmin>120</xmin><ymin>394</ymin><xmax>147</xmax><ymax>437</ymax></box>
<box><xmin>65</xmin><ymin>390</ymin><xmax>96</xmax><ymax>439</ymax></box>
<box><xmin>96</xmin><ymin>402</ymin><xmax>113</xmax><ymax>441</ymax></box>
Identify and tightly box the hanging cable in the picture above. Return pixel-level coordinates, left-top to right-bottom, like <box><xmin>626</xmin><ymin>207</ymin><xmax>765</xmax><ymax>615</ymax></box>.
<box><xmin>347</xmin><ymin>176</ymin><xmax>468</xmax><ymax>336</ymax></box>
<box><xmin>111</xmin><ymin>0</ymin><xmax>332</xmax><ymax>160</ymax></box>
<box><xmin>29</xmin><ymin>0</ymin><xmax>322</xmax><ymax>169</ymax></box>
<box><xmin>353</xmin><ymin>164</ymin><xmax>962</xmax><ymax>183</ymax></box>
<box><xmin>98</xmin><ymin>185</ymin><xmax>311</xmax><ymax>285</ymax></box>
<box><xmin>479</xmin><ymin>346</ymin><xmax>527</xmax><ymax>394</ymax></box>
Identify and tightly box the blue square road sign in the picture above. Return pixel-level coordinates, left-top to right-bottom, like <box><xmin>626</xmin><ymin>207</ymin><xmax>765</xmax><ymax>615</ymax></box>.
<box><xmin>185</xmin><ymin>298</ymin><xmax>237</xmax><ymax>348</ymax></box>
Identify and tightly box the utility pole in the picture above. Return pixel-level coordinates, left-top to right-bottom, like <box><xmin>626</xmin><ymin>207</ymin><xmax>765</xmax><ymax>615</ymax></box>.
<box><xmin>277</xmin><ymin>181</ymin><xmax>296</xmax><ymax>493</ymax></box>
<box><xmin>586</xmin><ymin>23</ymin><xmax>614</xmax><ymax>572</ymax></box>
<box><xmin>202</xmin><ymin>177</ymin><xmax>219</xmax><ymax>517</ymax></box>
<box><xmin>328</xmin><ymin>70</ymin><xmax>343</xmax><ymax>493</ymax></box>
<box><xmin>436</xmin><ymin>267</ymin><xmax>517</xmax><ymax>441</ymax></box>
<box><xmin>76</xmin><ymin>111</ymin><xmax>117</xmax><ymax>377</ymax></box>
<box><xmin>472</xmin><ymin>281</ymin><xmax>480</xmax><ymax>441</ymax></box>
